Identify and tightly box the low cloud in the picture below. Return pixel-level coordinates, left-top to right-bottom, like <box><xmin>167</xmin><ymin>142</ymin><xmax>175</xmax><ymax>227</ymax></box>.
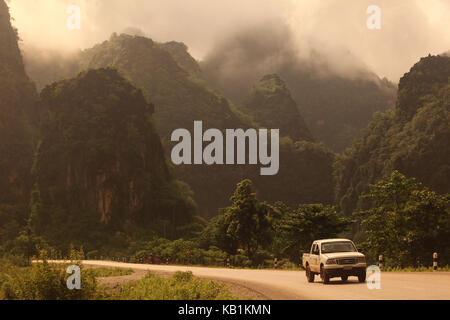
<box><xmin>7</xmin><ymin>0</ymin><xmax>450</xmax><ymax>82</ymax></box>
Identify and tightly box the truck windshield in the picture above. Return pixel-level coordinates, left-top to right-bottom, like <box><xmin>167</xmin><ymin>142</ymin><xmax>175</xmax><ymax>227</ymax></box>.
<box><xmin>321</xmin><ymin>241</ymin><xmax>356</xmax><ymax>253</ymax></box>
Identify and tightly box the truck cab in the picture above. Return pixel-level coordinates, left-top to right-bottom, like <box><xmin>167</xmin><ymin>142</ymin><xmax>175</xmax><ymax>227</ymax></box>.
<box><xmin>302</xmin><ymin>239</ymin><xmax>366</xmax><ymax>284</ymax></box>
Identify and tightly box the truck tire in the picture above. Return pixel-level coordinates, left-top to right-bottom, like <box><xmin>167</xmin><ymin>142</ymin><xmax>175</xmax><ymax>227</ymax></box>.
<box><xmin>306</xmin><ymin>265</ymin><xmax>315</xmax><ymax>283</ymax></box>
<box><xmin>320</xmin><ymin>266</ymin><xmax>330</xmax><ymax>284</ymax></box>
<box><xmin>341</xmin><ymin>276</ymin><xmax>348</xmax><ymax>282</ymax></box>
<box><xmin>358</xmin><ymin>271</ymin><xmax>366</xmax><ymax>283</ymax></box>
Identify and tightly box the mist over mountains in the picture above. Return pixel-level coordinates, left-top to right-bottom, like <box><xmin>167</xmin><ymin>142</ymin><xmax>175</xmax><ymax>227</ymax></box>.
<box><xmin>8</xmin><ymin>0</ymin><xmax>450</xmax><ymax>82</ymax></box>
<box><xmin>201</xmin><ymin>23</ymin><xmax>397</xmax><ymax>151</ymax></box>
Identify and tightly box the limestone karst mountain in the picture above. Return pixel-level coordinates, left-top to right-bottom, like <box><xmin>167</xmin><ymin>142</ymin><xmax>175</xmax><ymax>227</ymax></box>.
<box><xmin>335</xmin><ymin>55</ymin><xmax>450</xmax><ymax>216</ymax></box>
<box><xmin>33</xmin><ymin>68</ymin><xmax>197</xmax><ymax>247</ymax></box>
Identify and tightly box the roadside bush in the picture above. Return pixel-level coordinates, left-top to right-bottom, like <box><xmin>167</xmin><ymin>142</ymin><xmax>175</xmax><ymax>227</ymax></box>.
<box><xmin>86</xmin><ymin>250</ymin><xmax>99</xmax><ymax>259</ymax></box>
<box><xmin>252</xmin><ymin>250</ymin><xmax>272</xmax><ymax>268</ymax></box>
<box><xmin>232</xmin><ymin>254</ymin><xmax>252</xmax><ymax>268</ymax></box>
<box><xmin>275</xmin><ymin>258</ymin><xmax>300</xmax><ymax>270</ymax></box>
<box><xmin>134</xmin><ymin>239</ymin><xmax>229</xmax><ymax>266</ymax></box>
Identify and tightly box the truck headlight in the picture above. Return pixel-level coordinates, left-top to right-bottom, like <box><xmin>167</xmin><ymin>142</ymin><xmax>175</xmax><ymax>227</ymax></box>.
<box><xmin>357</xmin><ymin>257</ymin><xmax>366</xmax><ymax>263</ymax></box>
<box><xmin>326</xmin><ymin>259</ymin><xmax>337</xmax><ymax>265</ymax></box>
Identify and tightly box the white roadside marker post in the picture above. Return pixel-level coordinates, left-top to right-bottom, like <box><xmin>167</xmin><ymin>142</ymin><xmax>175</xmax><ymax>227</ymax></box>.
<box><xmin>433</xmin><ymin>252</ymin><xmax>438</xmax><ymax>271</ymax></box>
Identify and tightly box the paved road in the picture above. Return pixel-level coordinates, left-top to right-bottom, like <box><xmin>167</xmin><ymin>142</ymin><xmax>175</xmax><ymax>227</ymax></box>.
<box><xmin>75</xmin><ymin>260</ymin><xmax>450</xmax><ymax>300</ymax></box>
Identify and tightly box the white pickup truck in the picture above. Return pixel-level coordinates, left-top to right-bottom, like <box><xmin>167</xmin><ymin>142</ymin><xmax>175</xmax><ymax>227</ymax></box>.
<box><xmin>302</xmin><ymin>239</ymin><xmax>366</xmax><ymax>284</ymax></box>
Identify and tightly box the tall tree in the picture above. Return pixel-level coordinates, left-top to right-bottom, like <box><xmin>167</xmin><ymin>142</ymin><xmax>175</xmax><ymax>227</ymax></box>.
<box><xmin>210</xmin><ymin>179</ymin><xmax>274</xmax><ymax>263</ymax></box>
<box><xmin>355</xmin><ymin>171</ymin><xmax>449</xmax><ymax>267</ymax></box>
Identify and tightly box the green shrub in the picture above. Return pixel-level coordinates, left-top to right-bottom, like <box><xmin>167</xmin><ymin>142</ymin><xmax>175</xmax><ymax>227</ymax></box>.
<box><xmin>0</xmin><ymin>250</ymin><xmax>101</xmax><ymax>300</ymax></box>
<box><xmin>276</xmin><ymin>259</ymin><xmax>300</xmax><ymax>270</ymax></box>
<box><xmin>1</xmin><ymin>261</ymin><xmax>99</xmax><ymax>300</ymax></box>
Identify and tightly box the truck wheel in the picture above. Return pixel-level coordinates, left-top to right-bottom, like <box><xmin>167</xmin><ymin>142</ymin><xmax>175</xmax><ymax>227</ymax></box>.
<box><xmin>320</xmin><ymin>266</ymin><xmax>330</xmax><ymax>284</ymax></box>
<box><xmin>306</xmin><ymin>266</ymin><xmax>315</xmax><ymax>283</ymax></box>
<box><xmin>358</xmin><ymin>271</ymin><xmax>366</xmax><ymax>283</ymax></box>
<box><xmin>341</xmin><ymin>276</ymin><xmax>348</xmax><ymax>282</ymax></box>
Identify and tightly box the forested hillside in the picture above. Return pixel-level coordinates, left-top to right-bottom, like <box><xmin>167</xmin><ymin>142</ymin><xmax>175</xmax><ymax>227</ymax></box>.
<box><xmin>79</xmin><ymin>34</ymin><xmax>243</xmax><ymax>141</ymax></box>
<box><xmin>335</xmin><ymin>55</ymin><xmax>450</xmax><ymax>217</ymax></box>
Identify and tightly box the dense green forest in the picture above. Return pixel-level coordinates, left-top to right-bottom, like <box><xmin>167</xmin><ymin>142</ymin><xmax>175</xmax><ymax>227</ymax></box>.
<box><xmin>0</xmin><ymin>0</ymin><xmax>448</xmax><ymax>268</ymax></box>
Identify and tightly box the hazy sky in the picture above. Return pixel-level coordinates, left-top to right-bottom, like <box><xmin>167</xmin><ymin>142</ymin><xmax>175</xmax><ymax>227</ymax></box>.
<box><xmin>7</xmin><ymin>0</ymin><xmax>450</xmax><ymax>82</ymax></box>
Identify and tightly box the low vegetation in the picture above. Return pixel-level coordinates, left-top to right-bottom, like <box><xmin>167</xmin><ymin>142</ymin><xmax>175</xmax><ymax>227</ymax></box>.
<box><xmin>112</xmin><ymin>271</ymin><xmax>235</xmax><ymax>300</ymax></box>
<box><xmin>88</xmin><ymin>267</ymin><xmax>134</xmax><ymax>278</ymax></box>
<box><xmin>0</xmin><ymin>253</ymin><xmax>235</xmax><ymax>300</ymax></box>
<box><xmin>382</xmin><ymin>266</ymin><xmax>450</xmax><ymax>272</ymax></box>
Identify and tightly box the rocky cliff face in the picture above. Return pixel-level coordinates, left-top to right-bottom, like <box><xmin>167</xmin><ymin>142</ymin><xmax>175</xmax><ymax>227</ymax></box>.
<box><xmin>0</xmin><ymin>0</ymin><xmax>37</xmax><ymax>205</ymax></box>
